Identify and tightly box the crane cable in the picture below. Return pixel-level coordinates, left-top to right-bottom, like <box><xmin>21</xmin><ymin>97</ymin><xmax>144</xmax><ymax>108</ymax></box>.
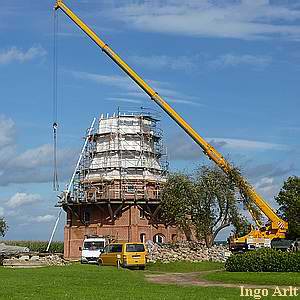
<box><xmin>53</xmin><ymin>10</ymin><xmax>59</xmax><ymax>191</ymax></box>
<box><xmin>47</xmin><ymin>10</ymin><xmax>61</xmax><ymax>252</ymax></box>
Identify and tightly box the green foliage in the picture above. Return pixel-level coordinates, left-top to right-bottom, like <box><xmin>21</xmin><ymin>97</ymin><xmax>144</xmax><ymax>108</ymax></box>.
<box><xmin>228</xmin><ymin>167</ymin><xmax>263</xmax><ymax>225</ymax></box>
<box><xmin>192</xmin><ymin>166</ymin><xmax>238</xmax><ymax>247</ymax></box>
<box><xmin>161</xmin><ymin>166</ymin><xmax>241</xmax><ymax>247</ymax></box>
<box><xmin>275</xmin><ymin>176</ymin><xmax>300</xmax><ymax>239</ymax></box>
<box><xmin>231</xmin><ymin>215</ymin><xmax>251</xmax><ymax>238</ymax></box>
<box><xmin>225</xmin><ymin>248</ymin><xmax>300</xmax><ymax>272</ymax></box>
<box><xmin>160</xmin><ymin>173</ymin><xmax>195</xmax><ymax>240</ymax></box>
<box><xmin>0</xmin><ymin>217</ymin><xmax>8</xmax><ymax>237</ymax></box>
<box><xmin>3</xmin><ymin>240</ymin><xmax>64</xmax><ymax>253</ymax></box>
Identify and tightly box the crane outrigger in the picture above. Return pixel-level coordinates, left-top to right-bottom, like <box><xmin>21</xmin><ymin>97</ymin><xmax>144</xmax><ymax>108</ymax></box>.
<box><xmin>54</xmin><ymin>0</ymin><xmax>288</xmax><ymax>250</ymax></box>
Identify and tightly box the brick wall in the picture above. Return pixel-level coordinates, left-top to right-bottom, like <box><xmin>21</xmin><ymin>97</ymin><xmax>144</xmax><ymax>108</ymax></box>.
<box><xmin>64</xmin><ymin>204</ymin><xmax>183</xmax><ymax>259</ymax></box>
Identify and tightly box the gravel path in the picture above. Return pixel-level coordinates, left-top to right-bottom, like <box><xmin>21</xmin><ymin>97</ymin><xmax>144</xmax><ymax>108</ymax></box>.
<box><xmin>145</xmin><ymin>271</ymin><xmax>289</xmax><ymax>289</ymax></box>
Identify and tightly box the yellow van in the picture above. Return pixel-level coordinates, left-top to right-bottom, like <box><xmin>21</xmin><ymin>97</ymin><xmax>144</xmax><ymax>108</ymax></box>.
<box><xmin>98</xmin><ymin>242</ymin><xmax>147</xmax><ymax>269</ymax></box>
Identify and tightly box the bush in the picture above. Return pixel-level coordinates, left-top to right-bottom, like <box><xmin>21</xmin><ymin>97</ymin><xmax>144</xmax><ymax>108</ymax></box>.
<box><xmin>225</xmin><ymin>248</ymin><xmax>300</xmax><ymax>272</ymax></box>
<box><xmin>3</xmin><ymin>240</ymin><xmax>64</xmax><ymax>253</ymax></box>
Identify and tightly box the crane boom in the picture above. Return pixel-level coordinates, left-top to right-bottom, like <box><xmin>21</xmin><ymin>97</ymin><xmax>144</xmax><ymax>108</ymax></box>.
<box><xmin>54</xmin><ymin>0</ymin><xmax>287</xmax><ymax>236</ymax></box>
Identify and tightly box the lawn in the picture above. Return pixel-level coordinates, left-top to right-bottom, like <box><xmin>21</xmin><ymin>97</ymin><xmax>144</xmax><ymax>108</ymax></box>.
<box><xmin>0</xmin><ymin>263</ymin><xmax>236</xmax><ymax>300</ymax></box>
<box><xmin>1</xmin><ymin>262</ymin><xmax>294</xmax><ymax>300</ymax></box>
<box><xmin>147</xmin><ymin>260</ymin><xmax>224</xmax><ymax>273</ymax></box>
<box><xmin>203</xmin><ymin>271</ymin><xmax>300</xmax><ymax>286</ymax></box>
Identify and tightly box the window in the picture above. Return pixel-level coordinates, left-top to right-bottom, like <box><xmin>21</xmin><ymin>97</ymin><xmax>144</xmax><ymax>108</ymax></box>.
<box><xmin>127</xmin><ymin>185</ymin><xmax>135</xmax><ymax>193</ymax></box>
<box><xmin>153</xmin><ymin>234</ymin><xmax>165</xmax><ymax>244</ymax></box>
<box><xmin>139</xmin><ymin>209</ymin><xmax>145</xmax><ymax>219</ymax></box>
<box><xmin>126</xmin><ymin>244</ymin><xmax>145</xmax><ymax>252</ymax></box>
<box><xmin>83</xmin><ymin>209</ymin><xmax>91</xmax><ymax>224</ymax></box>
<box><xmin>171</xmin><ymin>234</ymin><xmax>177</xmax><ymax>242</ymax></box>
<box><xmin>140</xmin><ymin>233</ymin><xmax>146</xmax><ymax>243</ymax></box>
<box><xmin>111</xmin><ymin>244</ymin><xmax>123</xmax><ymax>253</ymax></box>
<box><xmin>103</xmin><ymin>245</ymin><xmax>112</xmax><ymax>253</ymax></box>
<box><xmin>83</xmin><ymin>241</ymin><xmax>105</xmax><ymax>251</ymax></box>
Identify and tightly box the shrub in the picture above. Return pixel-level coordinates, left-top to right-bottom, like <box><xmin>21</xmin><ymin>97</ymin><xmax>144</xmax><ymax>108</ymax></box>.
<box><xmin>3</xmin><ymin>240</ymin><xmax>64</xmax><ymax>253</ymax></box>
<box><xmin>225</xmin><ymin>248</ymin><xmax>300</xmax><ymax>272</ymax></box>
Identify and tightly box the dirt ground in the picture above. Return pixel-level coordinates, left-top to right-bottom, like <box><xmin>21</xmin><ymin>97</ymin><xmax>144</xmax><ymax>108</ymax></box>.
<box><xmin>145</xmin><ymin>271</ymin><xmax>289</xmax><ymax>289</ymax></box>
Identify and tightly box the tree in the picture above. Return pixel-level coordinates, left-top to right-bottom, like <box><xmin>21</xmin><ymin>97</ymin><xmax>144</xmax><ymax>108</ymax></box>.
<box><xmin>231</xmin><ymin>215</ymin><xmax>251</xmax><ymax>238</ymax></box>
<box><xmin>192</xmin><ymin>166</ymin><xmax>240</xmax><ymax>247</ymax></box>
<box><xmin>0</xmin><ymin>217</ymin><xmax>8</xmax><ymax>237</ymax></box>
<box><xmin>160</xmin><ymin>173</ymin><xmax>194</xmax><ymax>240</ymax></box>
<box><xmin>275</xmin><ymin>176</ymin><xmax>300</xmax><ymax>239</ymax></box>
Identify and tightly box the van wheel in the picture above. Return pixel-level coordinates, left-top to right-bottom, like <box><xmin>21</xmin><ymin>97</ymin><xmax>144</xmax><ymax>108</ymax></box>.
<box><xmin>98</xmin><ymin>260</ymin><xmax>103</xmax><ymax>267</ymax></box>
<box><xmin>139</xmin><ymin>266</ymin><xmax>145</xmax><ymax>270</ymax></box>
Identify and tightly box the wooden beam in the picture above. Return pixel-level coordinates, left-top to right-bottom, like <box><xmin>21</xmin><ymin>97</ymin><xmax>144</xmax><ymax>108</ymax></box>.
<box><xmin>113</xmin><ymin>203</ymin><xmax>123</xmax><ymax>220</ymax></box>
<box><xmin>107</xmin><ymin>202</ymin><xmax>114</xmax><ymax>221</ymax></box>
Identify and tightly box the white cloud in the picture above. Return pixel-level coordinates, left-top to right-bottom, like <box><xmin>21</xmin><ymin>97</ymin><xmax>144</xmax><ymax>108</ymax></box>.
<box><xmin>71</xmin><ymin>70</ymin><xmax>203</xmax><ymax>107</ymax></box>
<box><xmin>0</xmin><ymin>115</ymin><xmax>78</xmax><ymax>186</ymax></box>
<box><xmin>72</xmin><ymin>71</ymin><xmax>138</xmax><ymax>91</ymax></box>
<box><xmin>168</xmin><ymin>134</ymin><xmax>287</xmax><ymax>161</ymax></box>
<box><xmin>109</xmin><ymin>1</ymin><xmax>300</xmax><ymax>40</ymax></box>
<box><xmin>105</xmin><ymin>97</ymin><xmax>143</xmax><ymax>104</ymax></box>
<box><xmin>0</xmin><ymin>115</ymin><xmax>15</xmax><ymax>148</ymax></box>
<box><xmin>6</xmin><ymin>193</ymin><xmax>42</xmax><ymax>208</ymax></box>
<box><xmin>0</xmin><ymin>207</ymin><xmax>4</xmax><ymax>217</ymax></box>
<box><xmin>0</xmin><ymin>45</ymin><xmax>47</xmax><ymax>65</ymax></box>
<box><xmin>254</xmin><ymin>176</ymin><xmax>280</xmax><ymax>199</ymax></box>
<box><xmin>11</xmin><ymin>144</ymin><xmax>53</xmax><ymax>169</ymax></box>
<box><xmin>0</xmin><ymin>144</ymin><xmax>77</xmax><ymax>186</ymax></box>
<box><xmin>209</xmin><ymin>138</ymin><xmax>287</xmax><ymax>151</ymax></box>
<box><xmin>209</xmin><ymin>54</ymin><xmax>272</xmax><ymax>69</ymax></box>
<box><xmin>31</xmin><ymin>214</ymin><xmax>56</xmax><ymax>223</ymax></box>
<box><xmin>129</xmin><ymin>55</ymin><xmax>195</xmax><ymax>71</ymax></box>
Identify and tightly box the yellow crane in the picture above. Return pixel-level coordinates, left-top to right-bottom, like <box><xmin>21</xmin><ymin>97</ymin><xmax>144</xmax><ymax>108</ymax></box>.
<box><xmin>54</xmin><ymin>0</ymin><xmax>288</xmax><ymax>250</ymax></box>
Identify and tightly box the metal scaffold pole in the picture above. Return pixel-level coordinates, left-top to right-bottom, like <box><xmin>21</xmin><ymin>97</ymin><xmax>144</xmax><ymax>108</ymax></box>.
<box><xmin>46</xmin><ymin>117</ymin><xmax>96</xmax><ymax>252</ymax></box>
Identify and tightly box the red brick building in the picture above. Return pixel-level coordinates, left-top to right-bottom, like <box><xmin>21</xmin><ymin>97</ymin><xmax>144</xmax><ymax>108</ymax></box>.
<box><xmin>60</xmin><ymin>112</ymin><xmax>182</xmax><ymax>259</ymax></box>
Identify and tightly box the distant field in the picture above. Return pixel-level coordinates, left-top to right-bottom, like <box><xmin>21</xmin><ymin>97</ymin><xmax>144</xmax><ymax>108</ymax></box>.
<box><xmin>203</xmin><ymin>271</ymin><xmax>300</xmax><ymax>286</ymax></box>
<box><xmin>0</xmin><ymin>263</ymin><xmax>237</xmax><ymax>300</ymax></box>
<box><xmin>2</xmin><ymin>240</ymin><xmax>63</xmax><ymax>253</ymax></box>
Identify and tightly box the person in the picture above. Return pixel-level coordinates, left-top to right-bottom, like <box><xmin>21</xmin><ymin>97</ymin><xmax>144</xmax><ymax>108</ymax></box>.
<box><xmin>294</xmin><ymin>240</ymin><xmax>299</xmax><ymax>252</ymax></box>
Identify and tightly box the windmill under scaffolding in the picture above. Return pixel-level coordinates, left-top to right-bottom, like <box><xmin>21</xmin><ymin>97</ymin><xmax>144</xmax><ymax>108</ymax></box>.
<box><xmin>59</xmin><ymin>110</ymin><xmax>180</xmax><ymax>259</ymax></box>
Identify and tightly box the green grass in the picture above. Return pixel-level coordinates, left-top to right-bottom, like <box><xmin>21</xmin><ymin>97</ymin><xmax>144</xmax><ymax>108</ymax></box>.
<box><xmin>0</xmin><ymin>263</ymin><xmax>238</xmax><ymax>300</ymax></box>
<box><xmin>203</xmin><ymin>271</ymin><xmax>300</xmax><ymax>286</ymax></box>
<box><xmin>1</xmin><ymin>262</ymin><xmax>293</xmax><ymax>299</ymax></box>
<box><xmin>147</xmin><ymin>260</ymin><xmax>224</xmax><ymax>273</ymax></box>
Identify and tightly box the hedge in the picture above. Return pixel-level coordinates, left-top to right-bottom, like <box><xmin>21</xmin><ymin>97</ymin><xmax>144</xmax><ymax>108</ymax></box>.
<box><xmin>2</xmin><ymin>240</ymin><xmax>64</xmax><ymax>253</ymax></box>
<box><xmin>225</xmin><ymin>248</ymin><xmax>300</xmax><ymax>272</ymax></box>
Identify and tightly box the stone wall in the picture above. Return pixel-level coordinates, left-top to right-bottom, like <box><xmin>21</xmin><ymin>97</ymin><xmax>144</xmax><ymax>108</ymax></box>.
<box><xmin>146</xmin><ymin>241</ymin><xmax>230</xmax><ymax>263</ymax></box>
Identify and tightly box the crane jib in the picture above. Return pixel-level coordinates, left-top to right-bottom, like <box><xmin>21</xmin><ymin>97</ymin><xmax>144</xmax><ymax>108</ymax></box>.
<box><xmin>54</xmin><ymin>0</ymin><xmax>288</xmax><ymax>233</ymax></box>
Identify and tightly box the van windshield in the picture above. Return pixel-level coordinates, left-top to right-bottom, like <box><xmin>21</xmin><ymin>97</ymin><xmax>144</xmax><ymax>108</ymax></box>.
<box><xmin>126</xmin><ymin>244</ymin><xmax>145</xmax><ymax>252</ymax></box>
<box><xmin>83</xmin><ymin>241</ymin><xmax>105</xmax><ymax>250</ymax></box>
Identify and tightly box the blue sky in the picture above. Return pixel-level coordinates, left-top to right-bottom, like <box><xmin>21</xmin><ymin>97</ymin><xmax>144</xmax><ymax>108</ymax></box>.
<box><xmin>0</xmin><ymin>0</ymin><xmax>299</xmax><ymax>241</ymax></box>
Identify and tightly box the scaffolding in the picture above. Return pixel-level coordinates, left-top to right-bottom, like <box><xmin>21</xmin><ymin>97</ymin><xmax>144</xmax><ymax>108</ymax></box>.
<box><xmin>59</xmin><ymin>110</ymin><xmax>168</xmax><ymax>205</ymax></box>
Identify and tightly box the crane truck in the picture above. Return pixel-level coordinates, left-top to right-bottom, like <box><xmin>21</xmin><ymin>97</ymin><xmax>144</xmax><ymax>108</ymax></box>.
<box><xmin>54</xmin><ymin>0</ymin><xmax>289</xmax><ymax>252</ymax></box>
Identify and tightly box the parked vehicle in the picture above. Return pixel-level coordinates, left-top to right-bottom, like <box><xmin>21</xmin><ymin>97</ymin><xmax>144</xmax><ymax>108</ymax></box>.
<box><xmin>271</xmin><ymin>238</ymin><xmax>300</xmax><ymax>252</ymax></box>
<box><xmin>80</xmin><ymin>235</ymin><xmax>107</xmax><ymax>264</ymax></box>
<box><xmin>99</xmin><ymin>242</ymin><xmax>147</xmax><ymax>269</ymax></box>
